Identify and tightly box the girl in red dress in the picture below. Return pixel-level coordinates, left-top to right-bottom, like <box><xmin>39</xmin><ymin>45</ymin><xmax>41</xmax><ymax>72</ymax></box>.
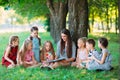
<box><xmin>2</xmin><ymin>35</ymin><xmax>19</xmax><ymax>68</ymax></box>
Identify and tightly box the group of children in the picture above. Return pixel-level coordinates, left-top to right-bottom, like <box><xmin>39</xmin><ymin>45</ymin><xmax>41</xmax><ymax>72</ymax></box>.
<box><xmin>1</xmin><ymin>27</ymin><xmax>112</xmax><ymax>71</ymax></box>
<box><xmin>72</xmin><ymin>37</ymin><xmax>112</xmax><ymax>70</ymax></box>
<box><xmin>2</xmin><ymin>26</ymin><xmax>55</xmax><ymax>68</ymax></box>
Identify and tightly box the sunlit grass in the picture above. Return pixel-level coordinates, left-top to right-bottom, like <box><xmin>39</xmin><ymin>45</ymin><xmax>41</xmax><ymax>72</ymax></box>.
<box><xmin>0</xmin><ymin>32</ymin><xmax>119</xmax><ymax>80</ymax></box>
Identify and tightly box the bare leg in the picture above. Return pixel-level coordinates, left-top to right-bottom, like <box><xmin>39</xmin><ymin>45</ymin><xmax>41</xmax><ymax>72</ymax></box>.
<box><xmin>7</xmin><ymin>64</ymin><xmax>15</xmax><ymax>69</ymax></box>
<box><xmin>51</xmin><ymin>61</ymin><xmax>70</xmax><ymax>69</ymax></box>
<box><xmin>71</xmin><ymin>62</ymin><xmax>77</xmax><ymax>67</ymax></box>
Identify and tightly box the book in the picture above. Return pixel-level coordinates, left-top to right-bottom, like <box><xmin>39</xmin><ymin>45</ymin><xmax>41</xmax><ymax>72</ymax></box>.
<box><xmin>47</xmin><ymin>57</ymin><xmax>66</xmax><ymax>63</ymax></box>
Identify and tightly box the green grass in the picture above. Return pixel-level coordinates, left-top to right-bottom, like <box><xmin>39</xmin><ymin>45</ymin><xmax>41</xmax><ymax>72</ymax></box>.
<box><xmin>0</xmin><ymin>32</ymin><xmax>119</xmax><ymax>80</ymax></box>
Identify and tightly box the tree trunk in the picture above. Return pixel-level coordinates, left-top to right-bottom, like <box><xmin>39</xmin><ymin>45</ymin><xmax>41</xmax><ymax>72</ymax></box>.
<box><xmin>91</xmin><ymin>11</ymin><xmax>94</xmax><ymax>32</ymax></box>
<box><xmin>115</xmin><ymin>6</ymin><xmax>118</xmax><ymax>34</ymax></box>
<box><xmin>118</xmin><ymin>0</ymin><xmax>120</xmax><ymax>79</ymax></box>
<box><xmin>106</xmin><ymin>6</ymin><xmax>110</xmax><ymax>33</ymax></box>
<box><xmin>118</xmin><ymin>0</ymin><xmax>120</xmax><ymax>33</ymax></box>
<box><xmin>101</xmin><ymin>21</ymin><xmax>104</xmax><ymax>32</ymax></box>
<box><xmin>47</xmin><ymin>0</ymin><xmax>68</xmax><ymax>43</ymax></box>
<box><xmin>68</xmin><ymin>0</ymin><xmax>88</xmax><ymax>43</ymax></box>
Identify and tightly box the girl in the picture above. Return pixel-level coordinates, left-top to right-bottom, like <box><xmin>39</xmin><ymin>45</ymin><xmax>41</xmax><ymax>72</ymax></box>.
<box><xmin>87</xmin><ymin>37</ymin><xmax>112</xmax><ymax>70</ymax></box>
<box><xmin>29</xmin><ymin>26</ymin><xmax>41</xmax><ymax>62</ymax></box>
<box><xmin>72</xmin><ymin>37</ymin><xmax>88</xmax><ymax>68</ymax></box>
<box><xmin>17</xmin><ymin>39</ymin><xmax>38</xmax><ymax>68</ymax></box>
<box><xmin>50</xmin><ymin>28</ymin><xmax>76</xmax><ymax>69</ymax></box>
<box><xmin>2</xmin><ymin>35</ymin><xmax>19</xmax><ymax>68</ymax></box>
<box><xmin>40</xmin><ymin>41</ymin><xmax>55</xmax><ymax>67</ymax></box>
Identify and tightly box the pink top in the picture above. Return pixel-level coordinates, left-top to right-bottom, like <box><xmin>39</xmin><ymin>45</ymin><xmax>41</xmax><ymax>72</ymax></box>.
<box><xmin>24</xmin><ymin>50</ymin><xmax>34</xmax><ymax>62</ymax></box>
<box><xmin>78</xmin><ymin>49</ymin><xmax>87</xmax><ymax>60</ymax></box>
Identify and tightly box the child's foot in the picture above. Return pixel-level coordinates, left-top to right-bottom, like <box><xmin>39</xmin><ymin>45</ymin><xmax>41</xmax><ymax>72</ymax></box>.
<box><xmin>40</xmin><ymin>65</ymin><xmax>54</xmax><ymax>70</ymax></box>
<box><xmin>48</xmin><ymin>66</ymin><xmax>54</xmax><ymax>70</ymax></box>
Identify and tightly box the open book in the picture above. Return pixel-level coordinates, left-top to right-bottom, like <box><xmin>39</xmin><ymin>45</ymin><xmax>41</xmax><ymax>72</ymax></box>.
<box><xmin>47</xmin><ymin>57</ymin><xmax>66</xmax><ymax>63</ymax></box>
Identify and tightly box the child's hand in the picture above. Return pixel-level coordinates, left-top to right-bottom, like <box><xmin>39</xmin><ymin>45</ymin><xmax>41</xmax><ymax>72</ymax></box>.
<box><xmin>92</xmin><ymin>55</ymin><xmax>95</xmax><ymax>60</ymax></box>
<box><xmin>33</xmin><ymin>60</ymin><xmax>38</xmax><ymax>64</ymax></box>
<box><xmin>11</xmin><ymin>62</ymin><xmax>15</xmax><ymax>66</ymax></box>
<box><xmin>89</xmin><ymin>55</ymin><xmax>95</xmax><ymax>60</ymax></box>
<box><xmin>87</xmin><ymin>57</ymin><xmax>92</xmax><ymax>60</ymax></box>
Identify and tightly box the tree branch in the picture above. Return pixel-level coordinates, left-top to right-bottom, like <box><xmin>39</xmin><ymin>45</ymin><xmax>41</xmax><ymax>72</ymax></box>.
<box><xmin>46</xmin><ymin>0</ymin><xmax>55</xmax><ymax>16</ymax></box>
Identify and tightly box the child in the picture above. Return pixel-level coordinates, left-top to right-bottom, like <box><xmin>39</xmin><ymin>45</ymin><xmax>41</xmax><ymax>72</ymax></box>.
<box><xmin>2</xmin><ymin>35</ymin><xmax>19</xmax><ymax>68</ymax></box>
<box><xmin>17</xmin><ymin>39</ymin><xmax>38</xmax><ymax>68</ymax></box>
<box><xmin>40</xmin><ymin>41</ymin><xmax>55</xmax><ymax>67</ymax></box>
<box><xmin>72</xmin><ymin>37</ymin><xmax>88</xmax><ymax>68</ymax></box>
<box><xmin>86</xmin><ymin>39</ymin><xmax>100</xmax><ymax>66</ymax></box>
<box><xmin>86</xmin><ymin>37</ymin><xmax>112</xmax><ymax>70</ymax></box>
<box><xmin>86</xmin><ymin>39</ymin><xmax>100</xmax><ymax>60</ymax></box>
<box><xmin>28</xmin><ymin>26</ymin><xmax>41</xmax><ymax>63</ymax></box>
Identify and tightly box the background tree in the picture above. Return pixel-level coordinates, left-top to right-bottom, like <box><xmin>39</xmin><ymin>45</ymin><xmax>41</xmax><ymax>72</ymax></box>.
<box><xmin>118</xmin><ymin>0</ymin><xmax>120</xmax><ymax>33</ymax></box>
<box><xmin>47</xmin><ymin>0</ymin><xmax>68</xmax><ymax>43</ymax></box>
<box><xmin>0</xmin><ymin>0</ymin><xmax>119</xmax><ymax>43</ymax></box>
<box><xmin>68</xmin><ymin>0</ymin><xmax>88</xmax><ymax>43</ymax></box>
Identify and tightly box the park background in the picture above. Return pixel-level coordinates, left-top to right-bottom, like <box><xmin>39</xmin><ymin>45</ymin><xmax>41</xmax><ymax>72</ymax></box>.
<box><xmin>0</xmin><ymin>0</ymin><xmax>119</xmax><ymax>80</ymax></box>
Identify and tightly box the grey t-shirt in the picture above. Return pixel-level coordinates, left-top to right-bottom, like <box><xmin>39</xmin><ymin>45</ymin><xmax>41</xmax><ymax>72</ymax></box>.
<box><xmin>101</xmin><ymin>49</ymin><xmax>112</xmax><ymax>62</ymax></box>
<box><xmin>56</xmin><ymin>41</ymin><xmax>76</xmax><ymax>59</ymax></box>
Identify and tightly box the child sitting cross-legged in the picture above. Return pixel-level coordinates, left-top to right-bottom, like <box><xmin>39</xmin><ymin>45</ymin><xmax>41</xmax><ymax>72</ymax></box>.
<box><xmin>40</xmin><ymin>41</ymin><xmax>55</xmax><ymax>68</ymax></box>
<box><xmin>17</xmin><ymin>39</ymin><xmax>41</xmax><ymax>68</ymax></box>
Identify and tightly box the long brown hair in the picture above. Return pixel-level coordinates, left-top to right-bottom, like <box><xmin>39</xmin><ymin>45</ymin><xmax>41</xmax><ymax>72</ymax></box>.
<box><xmin>9</xmin><ymin>35</ymin><xmax>19</xmax><ymax>45</ymax></box>
<box><xmin>41</xmin><ymin>41</ymin><xmax>55</xmax><ymax>61</ymax></box>
<box><xmin>60</xmin><ymin>29</ymin><xmax>72</xmax><ymax>58</ymax></box>
<box><xmin>19</xmin><ymin>39</ymin><xmax>32</xmax><ymax>61</ymax></box>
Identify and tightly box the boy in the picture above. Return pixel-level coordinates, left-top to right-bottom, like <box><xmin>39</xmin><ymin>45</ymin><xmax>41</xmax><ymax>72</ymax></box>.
<box><xmin>28</xmin><ymin>26</ymin><xmax>41</xmax><ymax>62</ymax></box>
<box><xmin>86</xmin><ymin>39</ymin><xmax>100</xmax><ymax>59</ymax></box>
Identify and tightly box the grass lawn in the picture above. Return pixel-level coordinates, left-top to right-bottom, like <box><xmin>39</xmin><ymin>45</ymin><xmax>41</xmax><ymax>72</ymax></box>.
<box><xmin>0</xmin><ymin>32</ymin><xmax>119</xmax><ymax>80</ymax></box>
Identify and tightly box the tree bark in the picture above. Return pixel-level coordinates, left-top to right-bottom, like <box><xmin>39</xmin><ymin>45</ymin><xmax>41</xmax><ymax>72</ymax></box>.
<box><xmin>47</xmin><ymin>0</ymin><xmax>68</xmax><ymax>43</ymax></box>
<box><xmin>68</xmin><ymin>0</ymin><xmax>88</xmax><ymax>43</ymax></box>
<box><xmin>106</xmin><ymin>6</ymin><xmax>110</xmax><ymax>33</ymax></box>
<box><xmin>91</xmin><ymin>11</ymin><xmax>94</xmax><ymax>32</ymax></box>
<box><xmin>118</xmin><ymin>0</ymin><xmax>120</xmax><ymax>79</ymax></box>
<box><xmin>119</xmin><ymin>0</ymin><xmax>120</xmax><ymax>33</ymax></box>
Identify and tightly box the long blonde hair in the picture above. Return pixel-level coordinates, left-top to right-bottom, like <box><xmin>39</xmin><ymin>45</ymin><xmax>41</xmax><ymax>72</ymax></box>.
<box><xmin>41</xmin><ymin>41</ymin><xmax>55</xmax><ymax>60</ymax></box>
<box><xmin>19</xmin><ymin>39</ymin><xmax>32</xmax><ymax>61</ymax></box>
<box><xmin>78</xmin><ymin>37</ymin><xmax>87</xmax><ymax>47</ymax></box>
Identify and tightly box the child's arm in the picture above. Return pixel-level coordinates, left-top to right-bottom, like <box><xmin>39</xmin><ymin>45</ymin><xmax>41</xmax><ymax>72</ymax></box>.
<box><xmin>17</xmin><ymin>50</ymin><xmax>22</xmax><ymax>65</ymax></box>
<box><xmin>32</xmin><ymin>55</ymin><xmax>37</xmax><ymax>64</ymax></box>
<box><xmin>82</xmin><ymin>49</ymin><xmax>89</xmax><ymax>63</ymax></box>
<box><xmin>76</xmin><ymin>49</ymin><xmax>80</xmax><ymax>63</ymax></box>
<box><xmin>4</xmin><ymin>46</ymin><xmax>15</xmax><ymax>65</ymax></box>
<box><xmin>92</xmin><ymin>52</ymin><xmax>107</xmax><ymax>64</ymax></box>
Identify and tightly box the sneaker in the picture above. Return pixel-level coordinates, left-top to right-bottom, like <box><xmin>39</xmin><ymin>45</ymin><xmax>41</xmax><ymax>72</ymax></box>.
<box><xmin>47</xmin><ymin>66</ymin><xmax>54</xmax><ymax>70</ymax></box>
<box><xmin>40</xmin><ymin>65</ymin><xmax>44</xmax><ymax>69</ymax></box>
<box><xmin>80</xmin><ymin>63</ymin><xmax>86</xmax><ymax>68</ymax></box>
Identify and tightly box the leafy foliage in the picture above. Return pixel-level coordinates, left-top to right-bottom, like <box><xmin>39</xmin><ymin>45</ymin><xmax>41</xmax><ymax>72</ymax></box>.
<box><xmin>0</xmin><ymin>0</ymin><xmax>49</xmax><ymax>20</ymax></box>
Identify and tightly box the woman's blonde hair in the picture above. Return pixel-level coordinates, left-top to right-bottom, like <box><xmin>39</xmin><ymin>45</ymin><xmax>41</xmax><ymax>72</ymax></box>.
<box><xmin>19</xmin><ymin>39</ymin><xmax>32</xmax><ymax>61</ymax></box>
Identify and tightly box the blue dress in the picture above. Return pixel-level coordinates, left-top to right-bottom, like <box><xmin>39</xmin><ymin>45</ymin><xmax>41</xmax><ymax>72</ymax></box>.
<box><xmin>32</xmin><ymin>37</ymin><xmax>40</xmax><ymax>62</ymax></box>
<box><xmin>87</xmin><ymin>49</ymin><xmax>112</xmax><ymax>70</ymax></box>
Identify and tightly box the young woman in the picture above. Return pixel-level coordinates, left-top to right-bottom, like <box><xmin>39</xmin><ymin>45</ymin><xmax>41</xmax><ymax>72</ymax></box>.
<box><xmin>50</xmin><ymin>28</ymin><xmax>76</xmax><ymax>69</ymax></box>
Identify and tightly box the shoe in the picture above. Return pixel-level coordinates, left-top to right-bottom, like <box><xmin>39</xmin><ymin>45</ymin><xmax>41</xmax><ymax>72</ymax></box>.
<box><xmin>47</xmin><ymin>66</ymin><xmax>54</xmax><ymax>70</ymax></box>
<box><xmin>80</xmin><ymin>63</ymin><xmax>86</xmax><ymax>68</ymax></box>
<box><xmin>40</xmin><ymin>65</ymin><xmax>44</xmax><ymax>69</ymax></box>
